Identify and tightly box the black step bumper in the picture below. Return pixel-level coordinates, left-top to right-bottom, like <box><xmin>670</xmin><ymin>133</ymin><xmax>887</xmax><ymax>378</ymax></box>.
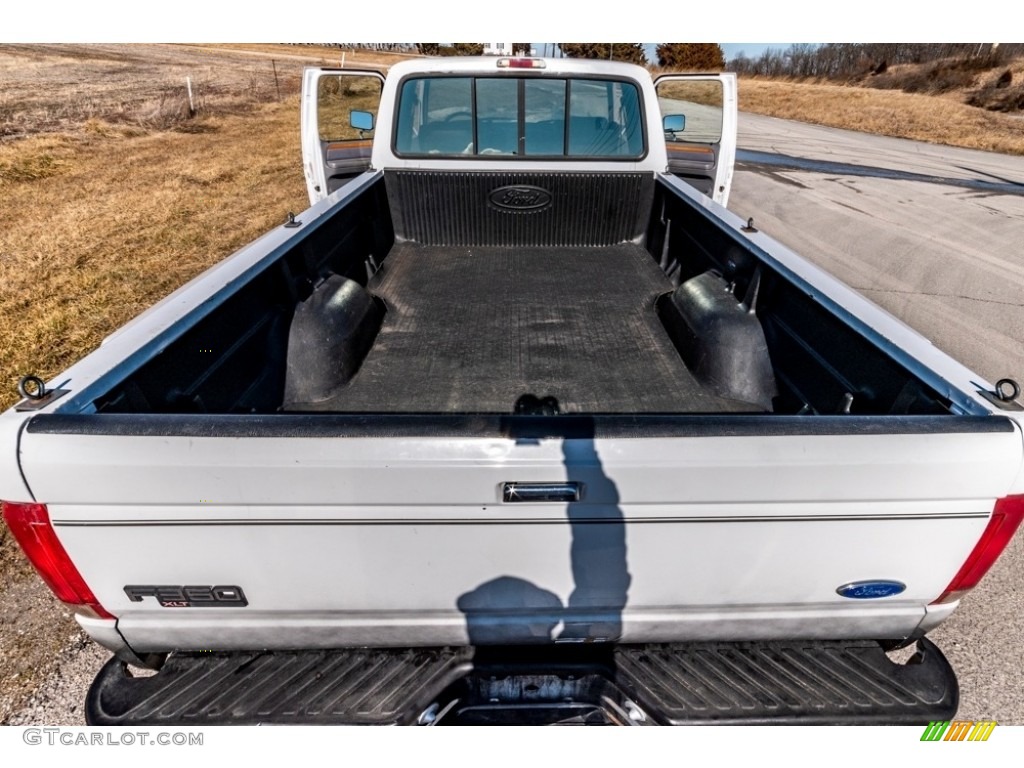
<box><xmin>86</xmin><ymin>638</ymin><xmax>958</xmax><ymax>726</ymax></box>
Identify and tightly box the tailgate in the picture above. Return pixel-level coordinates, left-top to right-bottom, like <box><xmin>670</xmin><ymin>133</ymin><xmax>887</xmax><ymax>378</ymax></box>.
<box><xmin>18</xmin><ymin>413</ymin><xmax>1023</xmax><ymax>652</ymax></box>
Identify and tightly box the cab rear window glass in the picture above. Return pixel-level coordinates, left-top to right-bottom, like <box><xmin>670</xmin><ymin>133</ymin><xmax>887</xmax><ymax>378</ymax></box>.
<box><xmin>394</xmin><ymin>76</ymin><xmax>645</xmax><ymax>159</ymax></box>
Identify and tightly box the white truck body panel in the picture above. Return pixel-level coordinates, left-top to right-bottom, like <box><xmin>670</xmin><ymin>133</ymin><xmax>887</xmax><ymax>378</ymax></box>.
<box><xmin>2</xmin><ymin>57</ymin><xmax>1022</xmax><ymax>667</ymax></box>
<box><xmin>302</xmin><ymin>59</ymin><xmax>738</xmax><ymax>205</ymax></box>
<box><xmin>6</xmin><ymin>167</ymin><xmax>1022</xmax><ymax>653</ymax></box>
<box><xmin>20</xmin><ymin>425</ymin><xmax>1021</xmax><ymax>649</ymax></box>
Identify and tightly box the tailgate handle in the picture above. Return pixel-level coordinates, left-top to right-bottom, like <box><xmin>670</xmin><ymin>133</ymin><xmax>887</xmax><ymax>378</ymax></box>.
<box><xmin>503</xmin><ymin>482</ymin><xmax>581</xmax><ymax>503</ymax></box>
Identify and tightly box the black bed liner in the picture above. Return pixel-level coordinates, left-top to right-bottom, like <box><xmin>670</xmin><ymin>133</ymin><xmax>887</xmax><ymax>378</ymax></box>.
<box><xmin>295</xmin><ymin>243</ymin><xmax>757</xmax><ymax>414</ymax></box>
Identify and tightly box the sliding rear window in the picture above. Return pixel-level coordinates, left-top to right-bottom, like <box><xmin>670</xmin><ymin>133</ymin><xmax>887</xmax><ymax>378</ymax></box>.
<box><xmin>393</xmin><ymin>76</ymin><xmax>645</xmax><ymax>159</ymax></box>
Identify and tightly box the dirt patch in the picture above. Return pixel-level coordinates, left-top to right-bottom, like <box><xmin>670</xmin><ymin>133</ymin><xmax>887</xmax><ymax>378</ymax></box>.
<box><xmin>4</xmin><ymin>634</ymin><xmax>109</xmax><ymax>726</ymax></box>
<box><xmin>0</xmin><ymin>523</ymin><xmax>32</xmax><ymax>578</ymax></box>
<box><xmin>0</xmin><ymin>570</ymin><xmax>82</xmax><ymax>723</ymax></box>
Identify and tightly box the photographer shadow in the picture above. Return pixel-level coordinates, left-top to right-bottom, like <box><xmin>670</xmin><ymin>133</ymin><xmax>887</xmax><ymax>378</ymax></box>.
<box><xmin>457</xmin><ymin>406</ymin><xmax>630</xmax><ymax>646</ymax></box>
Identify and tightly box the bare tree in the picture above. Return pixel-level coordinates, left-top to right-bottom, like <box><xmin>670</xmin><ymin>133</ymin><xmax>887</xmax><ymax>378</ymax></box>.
<box><xmin>655</xmin><ymin>43</ymin><xmax>725</xmax><ymax>70</ymax></box>
<box><xmin>728</xmin><ymin>43</ymin><xmax>1018</xmax><ymax>81</ymax></box>
<box><xmin>559</xmin><ymin>43</ymin><xmax>647</xmax><ymax>65</ymax></box>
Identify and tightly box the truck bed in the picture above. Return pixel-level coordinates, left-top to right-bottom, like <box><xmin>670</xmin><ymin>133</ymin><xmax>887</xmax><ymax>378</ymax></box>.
<box><xmin>292</xmin><ymin>243</ymin><xmax>757</xmax><ymax>414</ymax></box>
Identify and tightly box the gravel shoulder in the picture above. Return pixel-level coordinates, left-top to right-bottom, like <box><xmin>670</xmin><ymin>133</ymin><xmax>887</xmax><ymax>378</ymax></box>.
<box><xmin>0</xmin><ymin>566</ymin><xmax>99</xmax><ymax>724</ymax></box>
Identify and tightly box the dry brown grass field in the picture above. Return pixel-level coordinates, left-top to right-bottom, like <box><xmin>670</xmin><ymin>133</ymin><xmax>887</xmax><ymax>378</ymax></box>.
<box><xmin>0</xmin><ymin>44</ymin><xmax>321</xmax><ymax>720</ymax></box>
<box><xmin>738</xmin><ymin>76</ymin><xmax>1024</xmax><ymax>156</ymax></box>
<box><xmin>1</xmin><ymin>43</ymin><xmax>1023</xmax><ymax>722</ymax></box>
<box><xmin>0</xmin><ymin>44</ymin><xmax>406</xmax><ymax>138</ymax></box>
<box><xmin>0</xmin><ymin>45</ymin><xmax>322</xmax><ymax>412</ymax></box>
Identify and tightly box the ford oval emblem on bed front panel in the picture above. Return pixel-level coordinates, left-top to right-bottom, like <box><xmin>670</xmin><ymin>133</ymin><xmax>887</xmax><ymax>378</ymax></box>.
<box><xmin>488</xmin><ymin>185</ymin><xmax>553</xmax><ymax>212</ymax></box>
<box><xmin>836</xmin><ymin>580</ymin><xmax>907</xmax><ymax>599</ymax></box>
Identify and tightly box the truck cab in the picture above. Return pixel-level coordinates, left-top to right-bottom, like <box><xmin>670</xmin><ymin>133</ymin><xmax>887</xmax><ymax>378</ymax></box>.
<box><xmin>300</xmin><ymin>57</ymin><xmax>736</xmax><ymax>206</ymax></box>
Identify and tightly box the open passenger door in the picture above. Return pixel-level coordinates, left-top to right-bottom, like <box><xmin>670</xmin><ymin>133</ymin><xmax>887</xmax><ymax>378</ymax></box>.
<box><xmin>301</xmin><ymin>68</ymin><xmax>385</xmax><ymax>205</ymax></box>
<box><xmin>653</xmin><ymin>73</ymin><xmax>737</xmax><ymax>207</ymax></box>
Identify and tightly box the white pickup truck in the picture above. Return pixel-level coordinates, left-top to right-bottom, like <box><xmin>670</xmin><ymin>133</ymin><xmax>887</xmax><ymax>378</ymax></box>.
<box><xmin>3</xmin><ymin>56</ymin><xmax>1023</xmax><ymax>726</ymax></box>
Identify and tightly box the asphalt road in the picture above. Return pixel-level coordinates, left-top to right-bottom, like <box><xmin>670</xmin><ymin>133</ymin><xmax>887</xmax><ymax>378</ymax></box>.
<box><xmin>730</xmin><ymin>112</ymin><xmax>1024</xmax><ymax>724</ymax></box>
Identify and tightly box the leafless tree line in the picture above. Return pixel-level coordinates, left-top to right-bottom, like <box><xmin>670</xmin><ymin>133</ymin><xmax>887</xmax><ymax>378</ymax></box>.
<box><xmin>284</xmin><ymin>43</ymin><xmax>418</xmax><ymax>52</ymax></box>
<box><xmin>729</xmin><ymin>43</ymin><xmax>1024</xmax><ymax>79</ymax></box>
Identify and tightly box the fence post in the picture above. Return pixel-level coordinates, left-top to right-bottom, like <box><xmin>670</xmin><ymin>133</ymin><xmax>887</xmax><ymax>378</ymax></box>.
<box><xmin>272</xmin><ymin>59</ymin><xmax>281</xmax><ymax>101</ymax></box>
<box><xmin>186</xmin><ymin>76</ymin><xmax>195</xmax><ymax>116</ymax></box>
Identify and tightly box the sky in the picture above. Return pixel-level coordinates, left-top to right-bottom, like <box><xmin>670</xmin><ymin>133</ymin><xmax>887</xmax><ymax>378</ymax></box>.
<box><xmin>1</xmin><ymin>1</ymin><xmax>1000</xmax><ymax>43</ymax></box>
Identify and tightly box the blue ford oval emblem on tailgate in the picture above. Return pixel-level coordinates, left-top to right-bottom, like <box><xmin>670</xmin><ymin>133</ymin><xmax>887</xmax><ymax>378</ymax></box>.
<box><xmin>836</xmin><ymin>580</ymin><xmax>906</xmax><ymax>599</ymax></box>
<box><xmin>488</xmin><ymin>185</ymin><xmax>553</xmax><ymax>212</ymax></box>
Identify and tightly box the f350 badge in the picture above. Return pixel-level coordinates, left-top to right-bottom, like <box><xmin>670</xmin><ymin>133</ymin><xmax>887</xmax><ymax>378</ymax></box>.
<box><xmin>124</xmin><ymin>585</ymin><xmax>248</xmax><ymax>607</ymax></box>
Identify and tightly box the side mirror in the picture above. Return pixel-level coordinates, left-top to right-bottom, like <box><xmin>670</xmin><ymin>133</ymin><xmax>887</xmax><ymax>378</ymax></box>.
<box><xmin>663</xmin><ymin>114</ymin><xmax>686</xmax><ymax>135</ymax></box>
<box><xmin>350</xmin><ymin>110</ymin><xmax>375</xmax><ymax>131</ymax></box>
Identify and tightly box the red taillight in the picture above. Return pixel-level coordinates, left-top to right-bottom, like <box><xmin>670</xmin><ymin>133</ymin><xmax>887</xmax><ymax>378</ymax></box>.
<box><xmin>933</xmin><ymin>494</ymin><xmax>1024</xmax><ymax>604</ymax></box>
<box><xmin>1</xmin><ymin>501</ymin><xmax>113</xmax><ymax>619</ymax></box>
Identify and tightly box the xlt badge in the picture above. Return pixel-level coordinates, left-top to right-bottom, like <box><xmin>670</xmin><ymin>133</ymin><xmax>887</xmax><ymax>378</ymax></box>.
<box><xmin>124</xmin><ymin>585</ymin><xmax>248</xmax><ymax>607</ymax></box>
